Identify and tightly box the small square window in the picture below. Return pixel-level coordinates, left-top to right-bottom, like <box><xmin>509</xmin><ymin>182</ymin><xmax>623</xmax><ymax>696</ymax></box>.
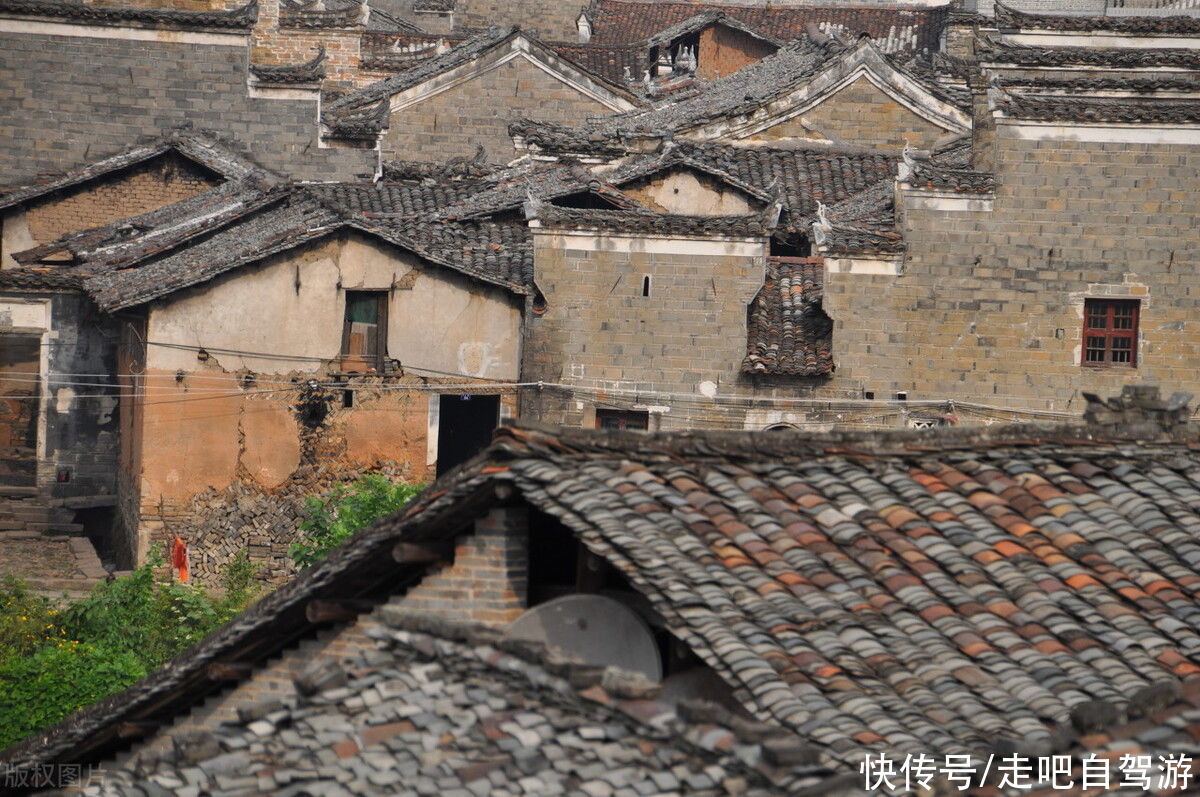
<box><xmin>1082</xmin><ymin>299</ymin><xmax>1139</xmax><ymax>367</ymax></box>
<box><xmin>595</xmin><ymin>409</ymin><xmax>649</xmax><ymax>431</ymax></box>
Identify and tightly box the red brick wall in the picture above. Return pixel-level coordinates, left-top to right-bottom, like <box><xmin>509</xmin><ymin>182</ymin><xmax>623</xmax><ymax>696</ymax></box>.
<box><xmin>696</xmin><ymin>24</ymin><xmax>776</xmax><ymax>80</ymax></box>
<box><xmin>400</xmin><ymin>507</ymin><xmax>528</xmax><ymax>625</ymax></box>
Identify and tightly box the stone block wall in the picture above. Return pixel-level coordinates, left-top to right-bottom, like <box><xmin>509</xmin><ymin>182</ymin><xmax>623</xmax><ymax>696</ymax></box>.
<box><xmin>522</xmin><ymin>230</ymin><xmax>769</xmax><ymax>429</ymax></box>
<box><xmin>383</xmin><ymin>55</ymin><xmax>616</xmax><ymax>163</ymax></box>
<box><xmin>821</xmin><ymin>128</ymin><xmax>1200</xmax><ymax>412</ymax></box>
<box><xmin>0</xmin><ymin>26</ymin><xmax>374</xmax><ymax>186</ymax></box>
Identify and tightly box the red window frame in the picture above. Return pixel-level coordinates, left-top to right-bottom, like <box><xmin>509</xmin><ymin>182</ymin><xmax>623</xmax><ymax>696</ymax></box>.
<box><xmin>1083</xmin><ymin>299</ymin><xmax>1139</xmax><ymax>367</ymax></box>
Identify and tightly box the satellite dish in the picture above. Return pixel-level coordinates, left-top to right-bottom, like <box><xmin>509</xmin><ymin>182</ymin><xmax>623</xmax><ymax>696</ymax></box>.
<box><xmin>506</xmin><ymin>594</ymin><xmax>662</xmax><ymax>681</ymax></box>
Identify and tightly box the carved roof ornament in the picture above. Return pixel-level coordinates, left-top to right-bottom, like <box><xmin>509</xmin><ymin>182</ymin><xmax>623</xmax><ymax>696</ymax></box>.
<box><xmin>812</xmin><ymin>200</ymin><xmax>832</xmax><ymax>247</ymax></box>
<box><xmin>897</xmin><ymin>142</ymin><xmax>917</xmax><ymax>182</ymax></box>
<box><xmin>522</xmin><ymin>185</ymin><xmax>544</xmax><ymax>220</ymax></box>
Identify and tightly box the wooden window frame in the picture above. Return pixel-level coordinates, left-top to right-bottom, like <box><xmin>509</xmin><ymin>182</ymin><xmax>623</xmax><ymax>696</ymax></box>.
<box><xmin>595</xmin><ymin>409</ymin><xmax>650</xmax><ymax>431</ymax></box>
<box><xmin>340</xmin><ymin>290</ymin><xmax>388</xmax><ymax>373</ymax></box>
<box><xmin>1082</xmin><ymin>298</ymin><xmax>1139</xmax><ymax>367</ymax></box>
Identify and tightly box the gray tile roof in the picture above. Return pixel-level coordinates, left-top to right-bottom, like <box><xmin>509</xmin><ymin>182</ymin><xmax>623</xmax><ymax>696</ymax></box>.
<box><xmin>0</xmin><ymin>0</ymin><xmax>257</xmax><ymax>28</ymax></box>
<box><xmin>278</xmin><ymin>0</ymin><xmax>362</xmax><ymax>29</ymax></box>
<box><xmin>994</xmin><ymin>90</ymin><xmax>1200</xmax><ymax>123</ymax></box>
<box><xmin>97</xmin><ymin>610</ymin><xmax>841</xmax><ymax>796</ymax></box>
<box><xmin>249</xmin><ymin>45</ymin><xmax>327</xmax><ymax>85</ymax></box>
<box><xmin>815</xmin><ymin>179</ymin><xmax>904</xmax><ymax>256</ymax></box>
<box><xmin>976</xmin><ymin>35</ymin><xmax>1200</xmax><ymax>68</ymax></box>
<box><xmin>0</xmin><ymin>129</ymin><xmax>276</xmax><ymax>211</ymax></box>
<box><xmin>530</xmin><ymin>203</ymin><xmax>780</xmax><ymax>238</ymax></box>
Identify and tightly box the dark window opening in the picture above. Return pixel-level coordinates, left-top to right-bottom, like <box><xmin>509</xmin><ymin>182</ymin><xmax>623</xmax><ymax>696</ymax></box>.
<box><xmin>342</xmin><ymin>389</ymin><xmax>354</xmax><ymax>408</ymax></box>
<box><xmin>436</xmin><ymin>394</ymin><xmax>500</xmax><ymax>476</ymax></box>
<box><xmin>669</xmin><ymin>31</ymin><xmax>701</xmax><ymax>70</ymax></box>
<box><xmin>341</xmin><ymin>291</ymin><xmax>388</xmax><ymax>373</ymax></box>
<box><xmin>527</xmin><ymin>509</ymin><xmax>693</xmax><ymax>678</ymax></box>
<box><xmin>770</xmin><ymin>236</ymin><xmax>811</xmax><ymax>257</ymax></box>
<box><xmin>596</xmin><ymin>409</ymin><xmax>649</xmax><ymax>431</ymax></box>
<box><xmin>551</xmin><ymin>192</ymin><xmax>624</xmax><ymax>210</ymax></box>
<box><xmin>1084</xmin><ymin>298</ymin><xmax>1139</xmax><ymax>366</ymax></box>
<box><xmin>641</xmin><ymin>275</ymin><xmax>651</xmax><ymax>297</ymax></box>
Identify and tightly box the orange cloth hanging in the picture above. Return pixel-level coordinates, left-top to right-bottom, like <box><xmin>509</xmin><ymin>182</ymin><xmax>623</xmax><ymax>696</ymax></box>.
<box><xmin>171</xmin><ymin>535</ymin><xmax>190</xmax><ymax>583</ymax></box>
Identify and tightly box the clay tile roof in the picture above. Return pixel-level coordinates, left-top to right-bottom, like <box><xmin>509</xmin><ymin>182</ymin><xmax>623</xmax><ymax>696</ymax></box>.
<box><xmin>549</xmin><ymin>41</ymin><xmax>647</xmax><ymax>85</ymax></box>
<box><xmin>360</xmin><ymin>31</ymin><xmax>460</xmax><ymax>70</ymax></box>
<box><xmin>994</xmin><ymin>0</ymin><xmax>1200</xmax><ymax>35</ymax></box>
<box><xmin>743</xmin><ymin>256</ymin><xmax>831</xmax><ymax>377</ymax></box>
<box><xmin>586</xmin><ymin>0</ymin><xmax>948</xmax><ymax>53</ymax></box>
<box><xmin>249</xmin><ymin>45</ymin><xmax>327</xmax><ymax>84</ymax></box>
<box><xmin>815</xmin><ymin>178</ymin><xmax>905</xmax><ymax>255</ymax></box>
<box><xmin>0</xmin><ymin>0</ymin><xmax>257</xmax><ymax>29</ymax></box>
<box><xmin>8</xmin><ymin>392</ymin><xmax>1200</xmax><ymax>789</ymax></box>
<box><xmin>0</xmin><ymin>129</ymin><xmax>276</xmax><ymax>212</ymax></box>
<box><xmin>432</xmin><ymin>160</ymin><xmax>642</xmax><ymax>221</ymax></box>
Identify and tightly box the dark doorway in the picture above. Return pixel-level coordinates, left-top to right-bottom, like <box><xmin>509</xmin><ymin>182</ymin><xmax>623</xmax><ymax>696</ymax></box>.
<box><xmin>436</xmin><ymin>394</ymin><xmax>500</xmax><ymax>476</ymax></box>
<box><xmin>0</xmin><ymin>333</ymin><xmax>40</xmax><ymax>487</ymax></box>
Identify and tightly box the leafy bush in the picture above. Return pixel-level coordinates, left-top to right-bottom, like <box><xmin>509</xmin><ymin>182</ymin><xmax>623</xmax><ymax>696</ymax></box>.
<box><xmin>0</xmin><ymin>640</ymin><xmax>145</xmax><ymax>749</ymax></box>
<box><xmin>289</xmin><ymin>474</ymin><xmax>424</xmax><ymax>569</ymax></box>
<box><xmin>0</xmin><ymin>577</ymin><xmax>66</xmax><ymax>669</ymax></box>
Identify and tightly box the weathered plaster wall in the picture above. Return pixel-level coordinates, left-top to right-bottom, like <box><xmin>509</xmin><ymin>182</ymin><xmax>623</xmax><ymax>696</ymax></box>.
<box><xmin>746</xmin><ymin>75</ymin><xmax>952</xmax><ymax>151</ymax></box>
<box><xmin>0</xmin><ymin>292</ymin><xmax>119</xmax><ymax>500</ymax></box>
<box><xmin>821</xmin><ymin>126</ymin><xmax>1200</xmax><ymax>412</ymax></box>
<box><xmin>383</xmin><ymin>55</ymin><xmax>618</xmax><ymax>163</ymax></box>
<box><xmin>121</xmin><ymin>232</ymin><xmax>522</xmax><ymax>579</ymax></box>
<box><xmin>620</xmin><ymin>170</ymin><xmax>756</xmax><ymax>216</ymax></box>
<box><xmin>145</xmin><ymin>233</ymin><xmax>522</xmax><ymax>379</ymax></box>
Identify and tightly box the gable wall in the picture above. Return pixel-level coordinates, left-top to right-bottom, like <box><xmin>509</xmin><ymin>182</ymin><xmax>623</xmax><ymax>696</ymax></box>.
<box><xmin>620</xmin><ymin>170</ymin><xmax>755</xmax><ymax>215</ymax></box>
<box><xmin>696</xmin><ymin>24</ymin><xmax>776</xmax><ymax>80</ymax></box>
<box><xmin>19</xmin><ymin>154</ymin><xmax>220</xmax><ymax>248</ymax></box>
<box><xmin>383</xmin><ymin>55</ymin><xmax>616</xmax><ymax>162</ymax></box>
<box><xmin>746</xmin><ymin>75</ymin><xmax>951</xmax><ymax>151</ymax></box>
<box><xmin>121</xmin><ymin>232</ymin><xmax>521</xmax><ymax>580</ymax></box>
<box><xmin>819</xmin><ymin>128</ymin><xmax>1200</xmax><ymax>414</ymax></box>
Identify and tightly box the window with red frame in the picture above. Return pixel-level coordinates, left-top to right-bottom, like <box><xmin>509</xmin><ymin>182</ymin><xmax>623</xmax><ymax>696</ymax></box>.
<box><xmin>1083</xmin><ymin>299</ymin><xmax>1139</xmax><ymax>366</ymax></box>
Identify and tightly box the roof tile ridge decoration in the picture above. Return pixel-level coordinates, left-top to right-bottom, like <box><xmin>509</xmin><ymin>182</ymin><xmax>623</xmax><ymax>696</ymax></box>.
<box><xmin>278</xmin><ymin>0</ymin><xmax>362</xmax><ymax>29</ymax></box>
<box><xmin>998</xmin><ymin>74</ymin><xmax>1200</xmax><ymax>94</ymax></box>
<box><xmin>0</xmin><ymin>0</ymin><xmax>257</xmax><ymax>28</ymax></box>
<box><xmin>374</xmin><ymin>610</ymin><xmax>836</xmax><ymax>792</ymax></box>
<box><xmin>360</xmin><ymin>31</ymin><xmax>460</xmax><ymax>71</ymax></box>
<box><xmin>901</xmin><ymin>146</ymin><xmax>994</xmax><ymax>194</ymax></box>
<box><xmin>249</xmin><ymin>45</ymin><xmax>327</xmax><ymax>84</ymax></box>
<box><xmin>742</xmin><ymin>254</ymin><xmax>832</xmax><ymax>377</ymax></box>
<box><xmin>994</xmin><ymin>0</ymin><xmax>1200</xmax><ymax>35</ymax></box>
<box><xmin>0</xmin><ymin>128</ymin><xmax>278</xmax><ymax>212</ymax></box>
<box><xmin>993</xmin><ymin>89</ymin><xmax>1200</xmax><ymax>124</ymax></box>
<box><xmin>528</xmin><ymin>201</ymin><xmax>781</xmax><ymax>238</ymax></box>
<box><xmin>324</xmin><ymin>25</ymin><xmax>519</xmax><ymax>116</ymax></box>
<box><xmin>812</xmin><ymin>179</ymin><xmax>903</xmax><ymax>256</ymax></box>
<box><xmin>412</xmin><ymin>0</ymin><xmax>454</xmax><ymax>10</ymax></box>
<box><xmin>323</xmin><ymin>97</ymin><xmax>390</xmax><ymax>141</ymax></box>
<box><xmin>644</xmin><ymin>8</ymin><xmax>782</xmax><ymax>49</ymax></box>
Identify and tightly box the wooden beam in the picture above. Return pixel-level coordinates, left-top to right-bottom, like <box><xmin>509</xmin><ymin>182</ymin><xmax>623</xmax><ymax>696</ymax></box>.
<box><xmin>206</xmin><ymin>661</ymin><xmax>254</xmax><ymax>682</ymax></box>
<box><xmin>304</xmin><ymin>598</ymin><xmax>376</xmax><ymax>624</ymax></box>
<box><xmin>116</xmin><ymin>720</ymin><xmax>158</xmax><ymax>739</ymax></box>
<box><xmin>393</xmin><ymin>542</ymin><xmax>448</xmax><ymax>564</ymax></box>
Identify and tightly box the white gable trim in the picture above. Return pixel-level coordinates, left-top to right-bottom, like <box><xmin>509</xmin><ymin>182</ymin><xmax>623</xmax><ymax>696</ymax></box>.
<box><xmin>387</xmin><ymin>35</ymin><xmax>637</xmax><ymax>116</ymax></box>
<box><xmin>1003</xmin><ymin>31</ymin><xmax>1200</xmax><ymax>50</ymax></box>
<box><xmin>689</xmin><ymin>42</ymin><xmax>971</xmax><ymax>142</ymax></box>
<box><xmin>998</xmin><ymin>118</ymin><xmax>1200</xmax><ymax>145</ymax></box>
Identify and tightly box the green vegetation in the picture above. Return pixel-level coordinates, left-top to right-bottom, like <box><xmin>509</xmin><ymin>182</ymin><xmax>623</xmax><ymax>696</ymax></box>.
<box><xmin>0</xmin><ymin>552</ymin><xmax>262</xmax><ymax>750</ymax></box>
<box><xmin>289</xmin><ymin>474</ymin><xmax>424</xmax><ymax>569</ymax></box>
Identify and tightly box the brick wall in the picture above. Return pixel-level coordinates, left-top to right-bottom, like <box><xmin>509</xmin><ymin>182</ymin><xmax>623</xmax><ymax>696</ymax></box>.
<box><xmin>696</xmin><ymin>24</ymin><xmax>776</xmax><ymax>80</ymax></box>
<box><xmin>820</xmin><ymin>129</ymin><xmax>1200</xmax><ymax>412</ymax></box>
<box><xmin>372</xmin><ymin>0</ymin><xmax>580</xmax><ymax>40</ymax></box>
<box><xmin>23</xmin><ymin>154</ymin><xmax>218</xmax><ymax>244</ymax></box>
<box><xmin>749</xmin><ymin>75</ymin><xmax>951</xmax><ymax>151</ymax></box>
<box><xmin>401</xmin><ymin>507</ymin><xmax>528</xmax><ymax>625</ymax></box>
<box><xmin>0</xmin><ymin>28</ymin><xmax>374</xmax><ymax>186</ymax></box>
<box><xmin>383</xmin><ymin>55</ymin><xmax>615</xmax><ymax>163</ymax></box>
